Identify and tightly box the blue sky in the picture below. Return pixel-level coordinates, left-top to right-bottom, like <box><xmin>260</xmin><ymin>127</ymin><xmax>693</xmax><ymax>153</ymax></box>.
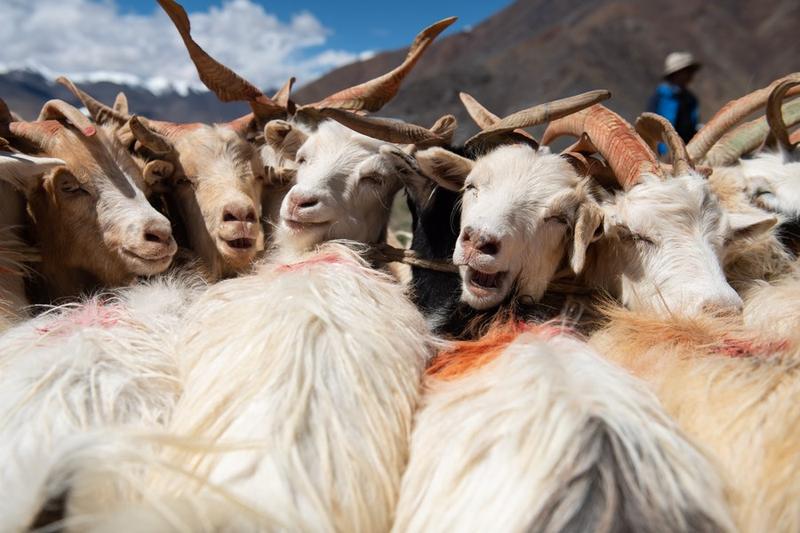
<box><xmin>1</xmin><ymin>0</ymin><xmax>512</xmax><ymax>92</ymax></box>
<box><xmin>117</xmin><ymin>0</ymin><xmax>513</xmax><ymax>53</ymax></box>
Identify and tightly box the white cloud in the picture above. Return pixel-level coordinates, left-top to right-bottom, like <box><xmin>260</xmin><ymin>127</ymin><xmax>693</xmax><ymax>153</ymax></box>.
<box><xmin>0</xmin><ymin>0</ymin><xmax>364</xmax><ymax>93</ymax></box>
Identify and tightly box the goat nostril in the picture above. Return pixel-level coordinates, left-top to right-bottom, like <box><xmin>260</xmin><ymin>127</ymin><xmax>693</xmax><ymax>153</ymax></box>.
<box><xmin>297</xmin><ymin>198</ymin><xmax>318</xmax><ymax>209</ymax></box>
<box><xmin>223</xmin><ymin>212</ymin><xmax>237</xmax><ymax>222</ymax></box>
<box><xmin>245</xmin><ymin>210</ymin><xmax>257</xmax><ymax>223</ymax></box>
<box><xmin>144</xmin><ymin>232</ymin><xmax>162</xmax><ymax>243</ymax></box>
<box><xmin>478</xmin><ymin>241</ymin><xmax>500</xmax><ymax>256</ymax></box>
<box><xmin>223</xmin><ymin>206</ymin><xmax>257</xmax><ymax>224</ymax></box>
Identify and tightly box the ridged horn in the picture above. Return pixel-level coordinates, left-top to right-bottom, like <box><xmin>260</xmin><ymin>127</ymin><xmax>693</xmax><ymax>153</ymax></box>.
<box><xmin>157</xmin><ymin>0</ymin><xmax>285</xmax><ymax>121</ymax></box>
<box><xmin>302</xmin><ymin>16</ymin><xmax>456</xmax><ymax>112</ymax></box>
<box><xmin>687</xmin><ymin>73</ymin><xmax>800</xmax><ymax>161</ymax></box>
<box><xmin>635</xmin><ymin>112</ymin><xmax>693</xmax><ymax>176</ymax></box>
<box><xmin>542</xmin><ymin>104</ymin><xmax>665</xmax><ymax>190</ymax></box>
<box><xmin>466</xmin><ymin>90</ymin><xmax>611</xmax><ymax>149</ymax></box>
<box><xmin>766</xmin><ymin>78</ymin><xmax>800</xmax><ymax>152</ymax></box>
<box><xmin>37</xmin><ymin>99</ymin><xmax>96</xmax><ymax>137</ymax></box>
<box><xmin>127</xmin><ymin>116</ymin><xmax>173</xmax><ymax>155</ymax></box>
<box><xmin>703</xmin><ymin>98</ymin><xmax>800</xmax><ymax>166</ymax></box>
<box><xmin>57</xmin><ymin>76</ymin><xmax>129</xmax><ymax>125</ymax></box>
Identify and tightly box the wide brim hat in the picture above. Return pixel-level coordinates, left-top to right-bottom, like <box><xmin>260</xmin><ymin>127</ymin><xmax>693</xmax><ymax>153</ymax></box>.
<box><xmin>663</xmin><ymin>52</ymin><xmax>701</xmax><ymax>77</ymax></box>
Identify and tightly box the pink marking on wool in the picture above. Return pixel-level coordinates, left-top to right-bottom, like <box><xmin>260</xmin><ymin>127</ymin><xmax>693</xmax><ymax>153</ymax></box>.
<box><xmin>36</xmin><ymin>301</ymin><xmax>124</xmax><ymax>337</ymax></box>
<box><xmin>712</xmin><ymin>337</ymin><xmax>789</xmax><ymax>358</ymax></box>
<box><xmin>275</xmin><ymin>253</ymin><xmax>352</xmax><ymax>273</ymax></box>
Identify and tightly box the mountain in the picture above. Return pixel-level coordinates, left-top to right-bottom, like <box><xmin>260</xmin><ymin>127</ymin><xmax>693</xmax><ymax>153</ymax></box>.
<box><xmin>2</xmin><ymin>0</ymin><xmax>798</xmax><ymax>141</ymax></box>
<box><xmin>0</xmin><ymin>69</ymin><xmax>250</xmax><ymax>123</ymax></box>
<box><xmin>296</xmin><ymin>0</ymin><xmax>800</xmax><ymax>143</ymax></box>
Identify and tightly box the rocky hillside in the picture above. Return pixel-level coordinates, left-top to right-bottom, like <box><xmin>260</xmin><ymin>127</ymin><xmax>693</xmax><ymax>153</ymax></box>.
<box><xmin>3</xmin><ymin>0</ymin><xmax>797</xmax><ymax>141</ymax></box>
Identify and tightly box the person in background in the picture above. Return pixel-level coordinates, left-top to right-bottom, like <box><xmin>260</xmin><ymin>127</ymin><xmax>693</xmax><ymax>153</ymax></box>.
<box><xmin>648</xmin><ymin>52</ymin><xmax>701</xmax><ymax>152</ymax></box>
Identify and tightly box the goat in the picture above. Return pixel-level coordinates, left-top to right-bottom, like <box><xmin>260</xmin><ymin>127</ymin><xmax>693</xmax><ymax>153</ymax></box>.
<box><xmin>0</xmin><ymin>151</ymin><xmax>64</xmax><ymax>327</ymax></box>
<box><xmin>393</xmin><ymin>321</ymin><xmax>735</xmax><ymax>533</ymax></box>
<box><xmin>688</xmin><ymin>75</ymin><xmax>800</xmax><ymax>249</ymax></box>
<box><xmin>542</xmin><ymin>108</ymin><xmax>775</xmax><ymax>317</ymax></box>
<box><xmin>38</xmin><ymin>244</ymin><xmax>435</xmax><ymax>532</ymax></box>
<box><xmin>0</xmin><ymin>99</ymin><xmax>177</xmax><ymax>301</ymax></box>
<box><xmin>0</xmin><ymin>274</ymin><xmax>202</xmax><ymax>532</ymax></box>
<box><xmin>591</xmin><ymin>305</ymin><xmax>800</xmax><ymax>532</ymax></box>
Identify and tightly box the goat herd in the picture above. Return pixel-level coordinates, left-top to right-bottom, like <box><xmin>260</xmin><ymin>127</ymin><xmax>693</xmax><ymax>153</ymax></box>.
<box><xmin>1</xmin><ymin>0</ymin><xmax>799</xmax><ymax>531</ymax></box>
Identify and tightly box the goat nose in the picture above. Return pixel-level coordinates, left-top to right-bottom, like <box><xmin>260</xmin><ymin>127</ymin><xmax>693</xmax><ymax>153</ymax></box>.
<box><xmin>290</xmin><ymin>193</ymin><xmax>319</xmax><ymax>210</ymax></box>
<box><xmin>223</xmin><ymin>203</ymin><xmax>257</xmax><ymax>224</ymax></box>
<box><xmin>142</xmin><ymin>219</ymin><xmax>172</xmax><ymax>245</ymax></box>
<box><xmin>475</xmin><ymin>236</ymin><xmax>500</xmax><ymax>256</ymax></box>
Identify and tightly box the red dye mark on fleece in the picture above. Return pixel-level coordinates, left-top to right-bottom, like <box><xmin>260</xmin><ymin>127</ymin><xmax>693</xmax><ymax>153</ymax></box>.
<box><xmin>712</xmin><ymin>337</ymin><xmax>789</xmax><ymax>358</ymax></box>
<box><xmin>427</xmin><ymin>321</ymin><xmax>572</xmax><ymax>381</ymax></box>
<box><xmin>275</xmin><ymin>253</ymin><xmax>351</xmax><ymax>273</ymax></box>
<box><xmin>37</xmin><ymin>300</ymin><xmax>124</xmax><ymax>336</ymax></box>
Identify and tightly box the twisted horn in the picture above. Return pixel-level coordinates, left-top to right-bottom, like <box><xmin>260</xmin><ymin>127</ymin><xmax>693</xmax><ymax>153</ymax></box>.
<box><xmin>766</xmin><ymin>78</ymin><xmax>800</xmax><ymax>152</ymax></box>
<box><xmin>466</xmin><ymin>90</ymin><xmax>611</xmax><ymax>149</ymax></box>
<box><xmin>635</xmin><ymin>112</ymin><xmax>693</xmax><ymax>176</ymax></box>
<box><xmin>318</xmin><ymin>108</ymin><xmax>456</xmax><ymax>148</ymax></box>
<box><xmin>703</xmin><ymin>98</ymin><xmax>800</xmax><ymax>166</ymax></box>
<box><xmin>687</xmin><ymin>73</ymin><xmax>800</xmax><ymax>161</ymax></box>
<box><xmin>157</xmin><ymin>0</ymin><xmax>285</xmax><ymax>120</ymax></box>
<box><xmin>459</xmin><ymin>92</ymin><xmax>535</xmax><ymax>141</ymax></box>
<box><xmin>303</xmin><ymin>16</ymin><xmax>456</xmax><ymax>112</ymax></box>
<box><xmin>273</xmin><ymin>77</ymin><xmax>296</xmax><ymax>111</ymax></box>
<box><xmin>57</xmin><ymin>76</ymin><xmax>129</xmax><ymax>125</ymax></box>
<box><xmin>543</xmin><ymin>105</ymin><xmax>665</xmax><ymax>189</ymax></box>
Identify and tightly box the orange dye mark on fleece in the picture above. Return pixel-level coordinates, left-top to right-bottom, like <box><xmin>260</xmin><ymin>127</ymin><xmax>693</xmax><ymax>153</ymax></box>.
<box><xmin>275</xmin><ymin>253</ymin><xmax>351</xmax><ymax>273</ymax></box>
<box><xmin>712</xmin><ymin>336</ymin><xmax>789</xmax><ymax>358</ymax></box>
<box><xmin>428</xmin><ymin>320</ymin><xmax>570</xmax><ymax>380</ymax></box>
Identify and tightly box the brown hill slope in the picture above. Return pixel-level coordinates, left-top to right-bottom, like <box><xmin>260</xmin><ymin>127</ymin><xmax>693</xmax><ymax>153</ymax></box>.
<box><xmin>296</xmin><ymin>0</ymin><xmax>800</xmax><ymax>143</ymax></box>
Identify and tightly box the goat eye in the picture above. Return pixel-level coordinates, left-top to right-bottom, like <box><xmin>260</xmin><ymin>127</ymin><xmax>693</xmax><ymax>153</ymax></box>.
<box><xmin>628</xmin><ymin>233</ymin><xmax>655</xmax><ymax>246</ymax></box>
<box><xmin>361</xmin><ymin>173</ymin><xmax>383</xmax><ymax>186</ymax></box>
<box><xmin>176</xmin><ymin>176</ymin><xmax>193</xmax><ymax>187</ymax></box>
<box><xmin>546</xmin><ymin>215</ymin><xmax>568</xmax><ymax>225</ymax></box>
<box><xmin>296</xmin><ymin>156</ymin><xmax>307</xmax><ymax>165</ymax></box>
<box><xmin>753</xmin><ymin>189</ymin><xmax>771</xmax><ymax>197</ymax></box>
<box><xmin>60</xmin><ymin>181</ymin><xmax>87</xmax><ymax>195</ymax></box>
<box><xmin>465</xmin><ymin>183</ymin><xmax>477</xmax><ymax>193</ymax></box>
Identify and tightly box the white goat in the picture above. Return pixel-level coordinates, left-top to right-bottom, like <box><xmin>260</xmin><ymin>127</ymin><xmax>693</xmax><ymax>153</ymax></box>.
<box><xmin>39</xmin><ymin>244</ymin><xmax>435</xmax><ymax>532</ymax></box>
<box><xmin>394</xmin><ymin>323</ymin><xmax>735</xmax><ymax>533</ymax></box>
<box><xmin>0</xmin><ymin>275</ymin><xmax>202</xmax><ymax>532</ymax></box>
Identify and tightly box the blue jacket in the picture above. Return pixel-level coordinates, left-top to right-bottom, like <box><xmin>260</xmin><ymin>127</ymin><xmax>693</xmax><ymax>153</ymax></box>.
<box><xmin>647</xmin><ymin>82</ymin><xmax>699</xmax><ymax>153</ymax></box>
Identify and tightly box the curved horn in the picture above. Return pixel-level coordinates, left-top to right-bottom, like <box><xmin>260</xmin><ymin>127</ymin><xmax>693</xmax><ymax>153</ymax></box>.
<box><xmin>37</xmin><ymin>99</ymin><xmax>96</xmax><ymax>137</ymax></box>
<box><xmin>687</xmin><ymin>73</ymin><xmax>800</xmax><ymax>161</ymax></box>
<box><xmin>157</xmin><ymin>0</ymin><xmax>284</xmax><ymax>120</ymax></box>
<box><xmin>303</xmin><ymin>16</ymin><xmax>456</xmax><ymax>112</ymax></box>
<box><xmin>56</xmin><ymin>76</ymin><xmax>129</xmax><ymax>125</ymax></box>
<box><xmin>319</xmin><ymin>108</ymin><xmax>456</xmax><ymax>148</ymax></box>
<box><xmin>703</xmin><ymin>98</ymin><xmax>800</xmax><ymax>166</ymax></box>
<box><xmin>635</xmin><ymin>112</ymin><xmax>693</xmax><ymax>176</ymax></box>
<box><xmin>466</xmin><ymin>90</ymin><xmax>610</xmax><ymax>149</ymax></box>
<box><xmin>459</xmin><ymin>92</ymin><xmax>536</xmax><ymax>141</ymax></box>
<box><xmin>125</xmin><ymin>116</ymin><xmax>174</xmax><ymax>155</ymax></box>
<box><xmin>766</xmin><ymin>78</ymin><xmax>800</xmax><ymax>151</ymax></box>
<box><xmin>8</xmin><ymin>120</ymin><xmax>63</xmax><ymax>151</ymax></box>
<box><xmin>543</xmin><ymin>105</ymin><xmax>665</xmax><ymax>189</ymax></box>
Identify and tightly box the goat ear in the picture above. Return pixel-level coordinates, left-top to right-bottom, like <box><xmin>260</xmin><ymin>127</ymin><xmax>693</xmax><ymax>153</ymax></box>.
<box><xmin>143</xmin><ymin>160</ymin><xmax>175</xmax><ymax>192</ymax></box>
<box><xmin>570</xmin><ymin>200</ymin><xmax>604</xmax><ymax>274</ymax></box>
<box><xmin>265</xmin><ymin>120</ymin><xmax>307</xmax><ymax>161</ymax></box>
<box><xmin>264</xmin><ymin>165</ymin><xmax>296</xmax><ymax>188</ymax></box>
<box><xmin>727</xmin><ymin>210</ymin><xmax>778</xmax><ymax>240</ymax></box>
<box><xmin>0</xmin><ymin>152</ymin><xmax>64</xmax><ymax>194</ymax></box>
<box><xmin>415</xmin><ymin>147</ymin><xmax>473</xmax><ymax>191</ymax></box>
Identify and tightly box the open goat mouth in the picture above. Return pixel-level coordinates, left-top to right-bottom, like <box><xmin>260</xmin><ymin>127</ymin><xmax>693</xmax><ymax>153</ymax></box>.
<box><xmin>223</xmin><ymin>237</ymin><xmax>255</xmax><ymax>250</ymax></box>
<box><xmin>466</xmin><ymin>267</ymin><xmax>507</xmax><ymax>291</ymax></box>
